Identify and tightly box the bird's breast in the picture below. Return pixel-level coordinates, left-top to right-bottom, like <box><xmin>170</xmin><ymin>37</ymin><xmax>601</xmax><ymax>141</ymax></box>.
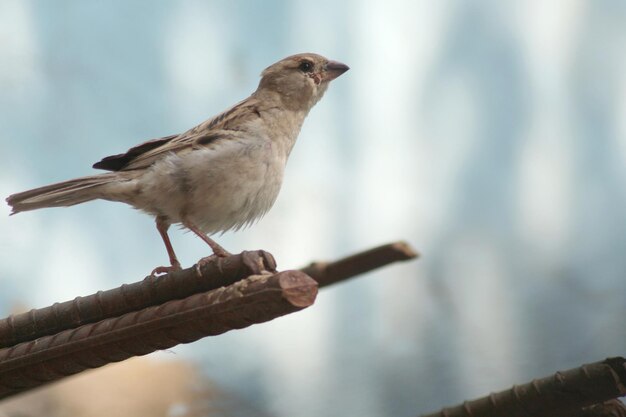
<box><xmin>134</xmin><ymin>113</ymin><xmax>303</xmax><ymax>234</ymax></box>
<box><xmin>179</xmin><ymin>135</ymin><xmax>288</xmax><ymax>233</ymax></box>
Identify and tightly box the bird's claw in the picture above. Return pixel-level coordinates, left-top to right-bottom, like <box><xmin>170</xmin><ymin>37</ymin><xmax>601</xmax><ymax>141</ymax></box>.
<box><xmin>193</xmin><ymin>252</ymin><xmax>228</xmax><ymax>277</ymax></box>
<box><xmin>212</xmin><ymin>248</ymin><xmax>232</xmax><ymax>258</ymax></box>
<box><xmin>193</xmin><ymin>250</ymin><xmax>277</xmax><ymax>278</ymax></box>
<box><xmin>150</xmin><ymin>264</ymin><xmax>182</xmax><ymax>277</ymax></box>
<box><xmin>241</xmin><ymin>250</ymin><xmax>277</xmax><ymax>275</ymax></box>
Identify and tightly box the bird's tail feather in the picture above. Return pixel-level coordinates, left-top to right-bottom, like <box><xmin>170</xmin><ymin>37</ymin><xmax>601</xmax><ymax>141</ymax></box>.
<box><xmin>6</xmin><ymin>174</ymin><xmax>122</xmax><ymax>214</ymax></box>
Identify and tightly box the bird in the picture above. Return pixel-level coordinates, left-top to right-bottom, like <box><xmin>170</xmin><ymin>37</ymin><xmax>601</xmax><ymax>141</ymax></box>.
<box><xmin>6</xmin><ymin>53</ymin><xmax>349</xmax><ymax>275</ymax></box>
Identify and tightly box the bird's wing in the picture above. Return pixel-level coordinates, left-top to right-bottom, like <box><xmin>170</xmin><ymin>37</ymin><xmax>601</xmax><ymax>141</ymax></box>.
<box><xmin>92</xmin><ymin>135</ymin><xmax>179</xmax><ymax>171</ymax></box>
<box><xmin>92</xmin><ymin>97</ymin><xmax>262</xmax><ymax>172</ymax></box>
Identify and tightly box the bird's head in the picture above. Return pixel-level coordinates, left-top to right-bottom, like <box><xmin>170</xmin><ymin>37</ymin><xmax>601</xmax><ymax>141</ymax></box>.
<box><xmin>256</xmin><ymin>53</ymin><xmax>349</xmax><ymax>111</ymax></box>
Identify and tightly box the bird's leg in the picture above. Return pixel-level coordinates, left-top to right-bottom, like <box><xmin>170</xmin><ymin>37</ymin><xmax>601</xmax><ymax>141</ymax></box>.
<box><xmin>151</xmin><ymin>216</ymin><xmax>182</xmax><ymax>276</ymax></box>
<box><xmin>182</xmin><ymin>219</ymin><xmax>273</xmax><ymax>276</ymax></box>
<box><xmin>182</xmin><ymin>219</ymin><xmax>232</xmax><ymax>257</ymax></box>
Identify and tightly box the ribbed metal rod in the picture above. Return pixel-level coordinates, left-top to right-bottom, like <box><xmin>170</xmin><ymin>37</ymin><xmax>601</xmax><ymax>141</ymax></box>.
<box><xmin>421</xmin><ymin>357</ymin><xmax>626</xmax><ymax>417</ymax></box>
<box><xmin>301</xmin><ymin>241</ymin><xmax>418</xmax><ymax>287</ymax></box>
<box><xmin>0</xmin><ymin>250</ymin><xmax>277</xmax><ymax>348</ymax></box>
<box><xmin>0</xmin><ymin>270</ymin><xmax>317</xmax><ymax>399</ymax></box>
<box><xmin>0</xmin><ymin>242</ymin><xmax>418</xmax><ymax>348</ymax></box>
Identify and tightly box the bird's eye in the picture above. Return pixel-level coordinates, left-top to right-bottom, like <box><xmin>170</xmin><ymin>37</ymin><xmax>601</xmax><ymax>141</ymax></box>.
<box><xmin>299</xmin><ymin>60</ymin><xmax>314</xmax><ymax>73</ymax></box>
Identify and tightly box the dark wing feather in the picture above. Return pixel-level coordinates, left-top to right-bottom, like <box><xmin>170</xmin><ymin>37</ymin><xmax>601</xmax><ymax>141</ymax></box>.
<box><xmin>92</xmin><ymin>95</ymin><xmax>262</xmax><ymax>172</ymax></box>
<box><xmin>92</xmin><ymin>134</ymin><xmax>179</xmax><ymax>171</ymax></box>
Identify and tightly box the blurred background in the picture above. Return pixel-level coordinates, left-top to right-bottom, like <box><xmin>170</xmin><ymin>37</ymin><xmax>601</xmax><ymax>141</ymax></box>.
<box><xmin>1</xmin><ymin>0</ymin><xmax>626</xmax><ymax>416</ymax></box>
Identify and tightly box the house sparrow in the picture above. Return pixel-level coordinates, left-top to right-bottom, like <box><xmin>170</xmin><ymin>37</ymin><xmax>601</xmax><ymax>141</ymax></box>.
<box><xmin>6</xmin><ymin>53</ymin><xmax>349</xmax><ymax>274</ymax></box>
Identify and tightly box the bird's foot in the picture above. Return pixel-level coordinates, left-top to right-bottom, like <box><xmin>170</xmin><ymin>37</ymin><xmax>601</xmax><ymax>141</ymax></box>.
<box><xmin>195</xmin><ymin>253</ymin><xmax>226</xmax><ymax>277</ymax></box>
<box><xmin>150</xmin><ymin>262</ymin><xmax>182</xmax><ymax>277</ymax></box>
<box><xmin>241</xmin><ymin>250</ymin><xmax>277</xmax><ymax>275</ymax></box>
<box><xmin>212</xmin><ymin>247</ymin><xmax>232</xmax><ymax>258</ymax></box>
<box><xmin>194</xmin><ymin>250</ymin><xmax>277</xmax><ymax>277</ymax></box>
<box><xmin>196</xmin><ymin>248</ymin><xmax>233</xmax><ymax>269</ymax></box>
<box><xmin>195</xmin><ymin>247</ymin><xmax>232</xmax><ymax>269</ymax></box>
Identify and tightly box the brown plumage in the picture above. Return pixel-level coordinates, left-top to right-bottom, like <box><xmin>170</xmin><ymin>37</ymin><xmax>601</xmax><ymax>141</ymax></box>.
<box><xmin>6</xmin><ymin>53</ymin><xmax>349</xmax><ymax>274</ymax></box>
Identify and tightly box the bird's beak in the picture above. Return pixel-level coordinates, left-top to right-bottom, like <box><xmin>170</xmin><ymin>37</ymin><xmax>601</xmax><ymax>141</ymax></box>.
<box><xmin>324</xmin><ymin>60</ymin><xmax>350</xmax><ymax>81</ymax></box>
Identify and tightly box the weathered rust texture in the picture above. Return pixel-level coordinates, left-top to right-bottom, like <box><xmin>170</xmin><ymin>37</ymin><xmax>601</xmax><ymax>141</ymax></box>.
<box><xmin>0</xmin><ymin>250</ymin><xmax>277</xmax><ymax>348</ymax></box>
<box><xmin>1</xmin><ymin>242</ymin><xmax>417</xmax><ymax>349</ymax></box>
<box><xmin>0</xmin><ymin>270</ymin><xmax>317</xmax><ymax>399</ymax></box>
<box><xmin>0</xmin><ymin>241</ymin><xmax>418</xmax><ymax>401</ymax></box>
<box><xmin>422</xmin><ymin>357</ymin><xmax>626</xmax><ymax>417</ymax></box>
<box><xmin>301</xmin><ymin>241</ymin><xmax>418</xmax><ymax>287</ymax></box>
<box><xmin>576</xmin><ymin>399</ymin><xmax>626</xmax><ymax>417</ymax></box>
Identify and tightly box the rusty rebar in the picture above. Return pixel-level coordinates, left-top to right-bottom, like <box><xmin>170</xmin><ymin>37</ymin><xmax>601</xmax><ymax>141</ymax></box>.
<box><xmin>577</xmin><ymin>400</ymin><xmax>626</xmax><ymax>417</ymax></box>
<box><xmin>421</xmin><ymin>357</ymin><xmax>626</xmax><ymax>417</ymax></box>
<box><xmin>301</xmin><ymin>241</ymin><xmax>418</xmax><ymax>287</ymax></box>
<box><xmin>1</xmin><ymin>242</ymin><xmax>417</xmax><ymax>348</ymax></box>
<box><xmin>0</xmin><ymin>270</ymin><xmax>317</xmax><ymax>399</ymax></box>
<box><xmin>0</xmin><ymin>250</ymin><xmax>277</xmax><ymax>348</ymax></box>
<box><xmin>0</xmin><ymin>241</ymin><xmax>418</xmax><ymax>400</ymax></box>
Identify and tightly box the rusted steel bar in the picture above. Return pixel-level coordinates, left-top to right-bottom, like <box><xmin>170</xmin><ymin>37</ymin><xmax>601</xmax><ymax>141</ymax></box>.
<box><xmin>0</xmin><ymin>270</ymin><xmax>317</xmax><ymax>399</ymax></box>
<box><xmin>0</xmin><ymin>250</ymin><xmax>277</xmax><ymax>348</ymax></box>
<box><xmin>421</xmin><ymin>357</ymin><xmax>626</xmax><ymax>417</ymax></box>
<box><xmin>0</xmin><ymin>241</ymin><xmax>417</xmax><ymax>400</ymax></box>
<box><xmin>576</xmin><ymin>400</ymin><xmax>626</xmax><ymax>417</ymax></box>
<box><xmin>0</xmin><ymin>241</ymin><xmax>418</xmax><ymax>348</ymax></box>
<box><xmin>301</xmin><ymin>241</ymin><xmax>418</xmax><ymax>287</ymax></box>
